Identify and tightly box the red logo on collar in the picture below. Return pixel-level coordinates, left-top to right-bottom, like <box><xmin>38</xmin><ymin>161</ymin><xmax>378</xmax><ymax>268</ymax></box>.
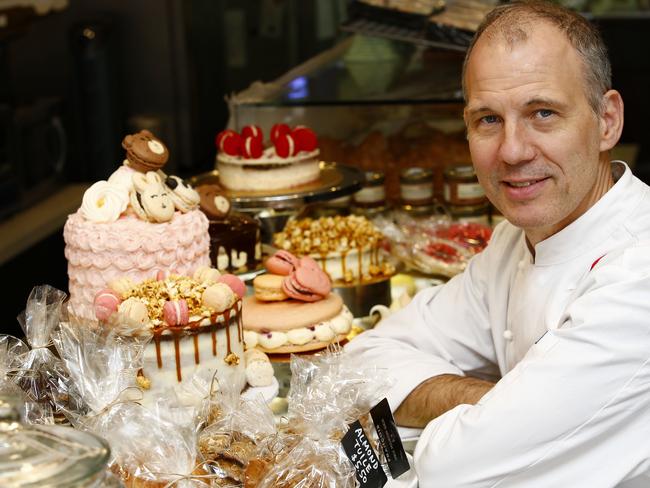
<box><xmin>590</xmin><ymin>254</ymin><xmax>606</xmax><ymax>271</ymax></box>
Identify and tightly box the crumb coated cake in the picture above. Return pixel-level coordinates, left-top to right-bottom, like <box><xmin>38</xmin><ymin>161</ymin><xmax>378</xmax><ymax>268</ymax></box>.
<box><xmin>64</xmin><ymin>130</ymin><xmax>211</xmax><ymax>321</ymax></box>
<box><xmin>215</xmin><ymin>124</ymin><xmax>320</xmax><ymax>192</ymax></box>
<box><xmin>93</xmin><ymin>268</ymin><xmax>248</xmax><ymax>406</ymax></box>
<box><xmin>273</xmin><ymin>215</ymin><xmax>395</xmax><ymax>284</ymax></box>
<box><xmin>197</xmin><ymin>184</ymin><xmax>262</xmax><ymax>272</ymax></box>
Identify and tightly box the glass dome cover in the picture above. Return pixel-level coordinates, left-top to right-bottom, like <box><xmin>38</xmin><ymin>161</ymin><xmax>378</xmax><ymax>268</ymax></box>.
<box><xmin>0</xmin><ymin>396</ymin><xmax>111</xmax><ymax>487</ymax></box>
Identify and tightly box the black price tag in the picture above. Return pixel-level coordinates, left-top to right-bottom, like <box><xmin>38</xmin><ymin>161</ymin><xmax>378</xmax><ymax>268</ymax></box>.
<box><xmin>342</xmin><ymin>419</ymin><xmax>388</xmax><ymax>488</ymax></box>
<box><xmin>371</xmin><ymin>398</ymin><xmax>410</xmax><ymax>479</ymax></box>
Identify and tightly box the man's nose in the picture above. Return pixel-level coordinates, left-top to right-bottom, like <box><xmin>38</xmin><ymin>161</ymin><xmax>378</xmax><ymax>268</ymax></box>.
<box><xmin>498</xmin><ymin>120</ymin><xmax>535</xmax><ymax>165</ymax></box>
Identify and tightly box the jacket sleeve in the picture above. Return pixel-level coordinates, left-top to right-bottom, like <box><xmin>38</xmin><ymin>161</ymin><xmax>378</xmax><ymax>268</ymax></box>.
<box><xmin>344</xmin><ymin>244</ymin><xmax>499</xmax><ymax>411</ymax></box>
<box><xmin>414</xmin><ymin>246</ymin><xmax>650</xmax><ymax>488</ymax></box>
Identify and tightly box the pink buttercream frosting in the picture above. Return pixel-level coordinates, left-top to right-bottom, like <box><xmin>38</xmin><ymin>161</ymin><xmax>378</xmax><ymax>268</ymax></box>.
<box><xmin>64</xmin><ymin>209</ymin><xmax>210</xmax><ymax>320</ymax></box>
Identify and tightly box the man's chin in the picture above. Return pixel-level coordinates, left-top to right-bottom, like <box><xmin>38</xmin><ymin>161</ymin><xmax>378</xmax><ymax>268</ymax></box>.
<box><xmin>499</xmin><ymin>211</ymin><xmax>551</xmax><ymax>232</ymax></box>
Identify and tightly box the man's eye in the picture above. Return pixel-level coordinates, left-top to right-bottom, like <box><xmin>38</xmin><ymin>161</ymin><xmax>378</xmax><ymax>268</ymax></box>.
<box><xmin>536</xmin><ymin>109</ymin><xmax>554</xmax><ymax>119</ymax></box>
<box><xmin>480</xmin><ymin>114</ymin><xmax>499</xmax><ymax>125</ymax></box>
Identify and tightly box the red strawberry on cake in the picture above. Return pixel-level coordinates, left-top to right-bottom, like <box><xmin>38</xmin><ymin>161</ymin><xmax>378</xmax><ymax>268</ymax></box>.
<box><xmin>215</xmin><ymin>124</ymin><xmax>321</xmax><ymax>192</ymax></box>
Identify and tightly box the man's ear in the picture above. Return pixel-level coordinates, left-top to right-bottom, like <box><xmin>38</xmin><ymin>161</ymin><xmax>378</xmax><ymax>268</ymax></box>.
<box><xmin>599</xmin><ymin>89</ymin><xmax>624</xmax><ymax>152</ymax></box>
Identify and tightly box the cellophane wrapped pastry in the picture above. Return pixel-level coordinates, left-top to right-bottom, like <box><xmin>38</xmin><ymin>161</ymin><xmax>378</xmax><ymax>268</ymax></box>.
<box><xmin>12</xmin><ymin>285</ymin><xmax>76</xmax><ymax>423</ymax></box>
<box><xmin>0</xmin><ymin>334</ymin><xmax>29</xmax><ymax>399</ymax></box>
<box><xmin>377</xmin><ymin>213</ymin><xmax>492</xmax><ymax>278</ymax></box>
<box><xmin>195</xmin><ymin>346</ymin><xmax>395</xmax><ymax>488</ymax></box>
<box><xmin>198</xmin><ymin>385</ymin><xmax>277</xmax><ymax>486</ymax></box>
<box><xmin>251</xmin><ymin>347</ymin><xmax>393</xmax><ymax>487</ymax></box>
<box><xmin>52</xmin><ymin>321</ymin><xmax>208</xmax><ymax>487</ymax></box>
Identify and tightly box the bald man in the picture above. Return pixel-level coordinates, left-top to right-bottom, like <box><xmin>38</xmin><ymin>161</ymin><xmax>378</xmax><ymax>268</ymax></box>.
<box><xmin>346</xmin><ymin>2</ymin><xmax>650</xmax><ymax>486</ymax></box>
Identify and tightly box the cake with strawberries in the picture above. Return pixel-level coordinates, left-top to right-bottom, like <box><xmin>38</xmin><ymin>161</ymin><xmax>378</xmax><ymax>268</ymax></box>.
<box><xmin>273</xmin><ymin>215</ymin><xmax>395</xmax><ymax>285</ymax></box>
<box><xmin>93</xmin><ymin>268</ymin><xmax>274</xmax><ymax>406</ymax></box>
<box><xmin>63</xmin><ymin>130</ymin><xmax>211</xmax><ymax>321</ymax></box>
<box><xmin>215</xmin><ymin>124</ymin><xmax>320</xmax><ymax>192</ymax></box>
<box><xmin>242</xmin><ymin>251</ymin><xmax>353</xmax><ymax>353</ymax></box>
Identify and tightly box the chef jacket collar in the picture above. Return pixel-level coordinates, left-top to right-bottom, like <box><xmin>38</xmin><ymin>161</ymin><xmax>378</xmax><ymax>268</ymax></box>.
<box><xmin>532</xmin><ymin>161</ymin><xmax>644</xmax><ymax>266</ymax></box>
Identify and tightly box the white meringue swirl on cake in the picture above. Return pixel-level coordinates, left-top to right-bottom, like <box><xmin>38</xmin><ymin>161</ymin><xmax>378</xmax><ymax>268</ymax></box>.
<box><xmin>80</xmin><ymin>181</ymin><xmax>129</xmax><ymax>223</ymax></box>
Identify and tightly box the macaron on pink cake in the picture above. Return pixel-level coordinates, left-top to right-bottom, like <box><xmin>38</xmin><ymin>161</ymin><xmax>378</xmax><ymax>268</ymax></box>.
<box><xmin>93</xmin><ymin>267</ymin><xmax>274</xmax><ymax>407</ymax></box>
<box><xmin>64</xmin><ymin>130</ymin><xmax>210</xmax><ymax>321</ymax></box>
<box><xmin>243</xmin><ymin>251</ymin><xmax>353</xmax><ymax>354</ymax></box>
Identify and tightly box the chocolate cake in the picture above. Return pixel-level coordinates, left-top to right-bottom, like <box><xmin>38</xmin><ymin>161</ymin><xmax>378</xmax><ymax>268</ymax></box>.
<box><xmin>197</xmin><ymin>185</ymin><xmax>262</xmax><ymax>272</ymax></box>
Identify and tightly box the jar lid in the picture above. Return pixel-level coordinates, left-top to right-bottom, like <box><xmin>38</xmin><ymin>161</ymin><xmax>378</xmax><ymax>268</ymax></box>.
<box><xmin>400</xmin><ymin>167</ymin><xmax>432</xmax><ymax>184</ymax></box>
<box><xmin>0</xmin><ymin>396</ymin><xmax>110</xmax><ymax>487</ymax></box>
<box><xmin>444</xmin><ymin>164</ymin><xmax>476</xmax><ymax>178</ymax></box>
<box><xmin>363</xmin><ymin>171</ymin><xmax>385</xmax><ymax>187</ymax></box>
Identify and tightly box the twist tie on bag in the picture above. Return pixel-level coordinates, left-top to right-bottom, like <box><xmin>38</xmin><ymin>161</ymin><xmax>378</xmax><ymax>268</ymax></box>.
<box><xmin>26</xmin><ymin>340</ymin><xmax>55</xmax><ymax>350</ymax></box>
<box><xmin>82</xmin><ymin>386</ymin><xmax>143</xmax><ymax>424</ymax></box>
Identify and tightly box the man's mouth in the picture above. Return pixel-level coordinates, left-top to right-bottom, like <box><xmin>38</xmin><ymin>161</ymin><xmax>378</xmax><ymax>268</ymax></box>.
<box><xmin>505</xmin><ymin>178</ymin><xmax>546</xmax><ymax>188</ymax></box>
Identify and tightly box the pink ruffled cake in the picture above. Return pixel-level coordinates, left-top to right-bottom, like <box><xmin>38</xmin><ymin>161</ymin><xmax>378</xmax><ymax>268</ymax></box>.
<box><xmin>63</xmin><ymin>130</ymin><xmax>211</xmax><ymax>320</ymax></box>
<box><xmin>64</xmin><ymin>211</ymin><xmax>210</xmax><ymax>320</ymax></box>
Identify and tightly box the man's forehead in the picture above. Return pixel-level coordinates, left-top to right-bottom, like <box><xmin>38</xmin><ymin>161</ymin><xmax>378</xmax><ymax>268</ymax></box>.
<box><xmin>465</xmin><ymin>21</ymin><xmax>582</xmax><ymax>93</ymax></box>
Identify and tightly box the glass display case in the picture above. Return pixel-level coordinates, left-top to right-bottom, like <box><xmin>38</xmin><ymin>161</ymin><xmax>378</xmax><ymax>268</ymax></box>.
<box><xmin>227</xmin><ymin>34</ymin><xmax>472</xmax><ymax>202</ymax></box>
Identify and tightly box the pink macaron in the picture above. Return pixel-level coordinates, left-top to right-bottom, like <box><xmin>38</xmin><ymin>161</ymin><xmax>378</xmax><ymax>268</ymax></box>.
<box><xmin>94</xmin><ymin>288</ymin><xmax>122</xmax><ymax>322</ymax></box>
<box><xmin>265</xmin><ymin>250</ymin><xmax>299</xmax><ymax>276</ymax></box>
<box><xmin>282</xmin><ymin>256</ymin><xmax>331</xmax><ymax>302</ymax></box>
<box><xmin>163</xmin><ymin>299</ymin><xmax>189</xmax><ymax>326</ymax></box>
<box><xmin>217</xmin><ymin>273</ymin><xmax>246</xmax><ymax>298</ymax></box>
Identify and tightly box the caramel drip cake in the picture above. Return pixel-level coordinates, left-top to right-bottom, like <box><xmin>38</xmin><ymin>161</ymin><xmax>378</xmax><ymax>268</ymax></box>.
<box><xmin>93</xmin><ymin>268</ymin><xmax>250</xmax><ymax>406</ymax></box>
<box><xmin>273</xmin><ymin>215</ymin><xmax>395</xmax><ymax>284</ymax></box>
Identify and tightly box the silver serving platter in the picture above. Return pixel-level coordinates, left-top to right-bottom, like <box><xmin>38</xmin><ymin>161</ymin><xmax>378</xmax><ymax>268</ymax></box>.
<box><xmin>189</xmin><ymin>161</ymin><xmax>364</xmax><ymax>209</ymax></box>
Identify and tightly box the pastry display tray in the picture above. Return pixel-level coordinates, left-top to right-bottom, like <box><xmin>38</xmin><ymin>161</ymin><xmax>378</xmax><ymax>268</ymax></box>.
<box><xmin>189</xmin><ymin>161</ymin><xmax>363</xmax><ymax>209</ymax></box>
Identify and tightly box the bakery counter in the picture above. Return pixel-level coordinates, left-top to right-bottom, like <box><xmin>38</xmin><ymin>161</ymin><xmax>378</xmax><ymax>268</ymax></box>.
<box><xmin>0</xmin><ymin>183</ymin><xmax>89</xmax><ymax>265</ymax></box>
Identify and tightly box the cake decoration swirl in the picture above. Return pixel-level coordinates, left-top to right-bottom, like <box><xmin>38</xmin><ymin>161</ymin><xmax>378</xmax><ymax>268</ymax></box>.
<box><xmin>80</xmin><ymin>180</ymin><xmax>129</xmax><ymax>223</ymax></box>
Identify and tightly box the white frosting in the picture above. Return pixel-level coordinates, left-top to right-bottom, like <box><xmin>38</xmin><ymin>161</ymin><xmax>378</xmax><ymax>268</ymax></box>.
<box><xmin>217</xmin><ymin>147</ymin><xmax>319</xmax><ymax>166</ymax></box>
<box><xmin>217</xmin><ymin>247</ymin><xmax>248</xmax><ymax>270</ymax></box>
<box><xmin>217</xmin><ymin>158</ymin><xmax>320</xmax><ymax>192</ymax></box>
<box><xmin>107</xmin><ymin>165</ymin><xmax>136</xmax><ymax>193</ymax></box>
<box><xmin>255</xmin><ymin>242</ymin><xmax>262</xmax><ymax>260</ymax></box>
<box><xmin>244</xmin><ymin>348</ymin><xmax>268</xmax><ymax>364</ymax></box>
<box><xmin>243</xmin><ymin>330</ymin><xmax>259</xmax><ymax>348</ymax></box>
<box><xmin>330</xmin><ymin>315</ymin><xmax>352</xmax><ymax>334</ymax></box>
<box><xmin>314</xmin><ymin>323</ymin><xmax>336</xmax><ymax>342</ymax></box>
<box><xmin>312</xmin><ymin>248</ymin><xmax>387</xmax><ymax>283</ymax></box>
<box><xmin>286</xmin><ymin>327</ymin><xmax>315</xmax><ymax>345</ymax></box>
<box><xmin>80</xmin><ymin>181</ymin><xmax>129</xmax><ymax>223</ymax></box>
<box><xmin>246</xmin><ymin>305</ymin><xmax>352</xmax><ymax>350</ymax></box>
<box><xmin>245</xmin><ymin>359</ymin><xmax>274</xmax><ymax>387</ymax></box>
<box><xmin>138</xmin><ymin>310</ymin><xmax>246</xmax><ymax>409</ymax></box>
<box><xmin>148</xmin><ymin>139</ymin><xmax>165</xmax><ymax>154</ymax></box>
<box><xmin>258</xmin><ymin>331</ymin><xmax>288</xmax><ymax>350</ymax></box>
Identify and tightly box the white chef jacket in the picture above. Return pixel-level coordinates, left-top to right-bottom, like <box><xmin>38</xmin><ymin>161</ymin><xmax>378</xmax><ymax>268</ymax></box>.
<box><xmin>346</xmin><ymin>162</ymin><xmax>650</xmax><ymax>487</ymax></box>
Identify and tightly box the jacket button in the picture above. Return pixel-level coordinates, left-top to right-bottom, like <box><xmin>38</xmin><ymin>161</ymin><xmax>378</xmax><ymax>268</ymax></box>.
<box><xmin>503</xmin><ymin>330</ymin><xmax>514</xmax><ymax>341</ymax></box>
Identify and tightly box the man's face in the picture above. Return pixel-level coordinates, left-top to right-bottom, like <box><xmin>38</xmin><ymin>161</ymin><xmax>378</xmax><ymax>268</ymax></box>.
<box><xmin>464</xmin><ymin>22</ymin><xmax>611</xmax><ymax>244</ymax></box>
